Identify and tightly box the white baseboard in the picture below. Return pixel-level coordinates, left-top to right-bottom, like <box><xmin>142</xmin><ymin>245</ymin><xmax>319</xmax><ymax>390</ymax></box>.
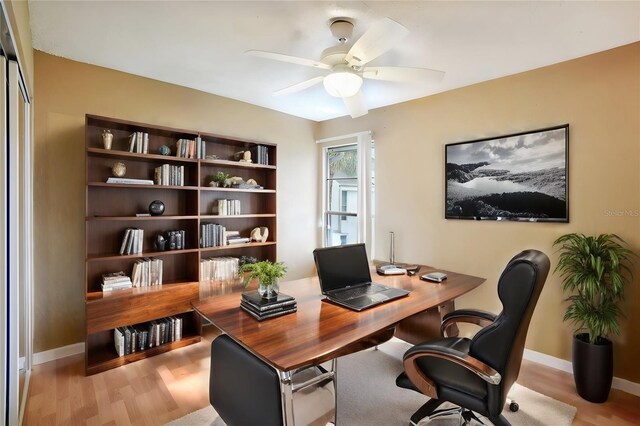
<box><xmin>523</xmin><ymin>348</ymin><xmax>573</xmax><ymax>374</ymax></box>
<box><xmin>523</xmin><ymin>348</ymin><xmax>640</xmax><ymax>397</ymax></box>
<box><xmin>33</xmin><ymin>342</ymin><xmax>84</xmax><ymax>365</ymax></box>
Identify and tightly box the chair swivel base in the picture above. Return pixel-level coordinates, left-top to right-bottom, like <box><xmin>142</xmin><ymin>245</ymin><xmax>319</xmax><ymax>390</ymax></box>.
<box><xmin>409</xmin><ymin>399</ymin><xmax>511</xmax><ymax>426</ymax></box>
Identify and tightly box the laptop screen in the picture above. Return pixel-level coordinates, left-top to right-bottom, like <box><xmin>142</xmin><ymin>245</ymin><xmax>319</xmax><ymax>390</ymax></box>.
<box><xmin>313</xmin><ymin>243</ymin><xmax>373</xmax><ymax>293</ymax></box>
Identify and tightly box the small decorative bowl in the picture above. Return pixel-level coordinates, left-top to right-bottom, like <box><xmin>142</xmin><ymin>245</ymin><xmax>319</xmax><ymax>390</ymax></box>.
<box><xmin>158</xmin><ymin>145</ymin><xmax>171</xmax><ymax>156</ymax></box>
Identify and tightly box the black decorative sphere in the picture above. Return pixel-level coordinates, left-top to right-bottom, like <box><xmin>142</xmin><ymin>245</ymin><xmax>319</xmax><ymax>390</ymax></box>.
<box><xmin>149</xmin><ymin>200</ymin><xmax>165</xmax><ymax>216</ymax></box>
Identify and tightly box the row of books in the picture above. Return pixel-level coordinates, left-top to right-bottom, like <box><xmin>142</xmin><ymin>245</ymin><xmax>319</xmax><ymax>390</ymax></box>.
<box><xmin>216</xmin><ymin>199</ymin><xmax>241</xmax><ymax>216</ymax></box>
<box><xmin>200</xmin><ymin>256</ymin><xmax>239</xmax><ymax>281</ymax></box>
<box><xmin>132</xmin><ymin>257</ymin><xmax>163</xmax><ymax>287</ymax></box>
<box><xmin>240</xmin><ymin>291</ymin><xmax>297</xmax><ymax>321</ymax></box>
<box><xmin>113</xmin><ymin>316</ymin><xmax>183</xmax><ymax>356</ymax></box>
<box><xmin>176</xmin><ymin>136</ymin><xmax>206</xmax><ymax>159</ymax></box>
<box><xmin>249</xmin><ymin>145</ymin><xmax>269</xmax><ymax>165</ymax></box>
<box><xmin>154</xmin><ymin>164</ymin><xmax>185</xmax><ymax>186</ymax></box>
<box><xmin>120</xmin><ymin>228</ymin><xmax>144</xmax><ymax>255</ymax></box>
<box><xmin>128</xmin><ymin>132</ymin><xmax>150</xmax><ymax>154</ymax></box>
<box><xmin>200</xmin><ymin>223</ymin><xmax>226</xmax><ymax>248</ymax></box>
<box><xmin>102</xmin><ymin>271</ymin><xmax>132</xmax><ymax>292</ymax></box>
<box><xmin>163</xmin><ymin>230</ymin><xmax>187</xmax><ymax>251</ymax></box>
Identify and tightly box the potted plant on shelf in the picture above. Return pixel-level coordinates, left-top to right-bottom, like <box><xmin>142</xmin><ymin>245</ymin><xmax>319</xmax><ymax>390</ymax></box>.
<box><xmin>209</xmin><ymin>171</ymin><xmax>229</xmax><ymax>187</ymax></box>
<box><xmin>553</xmin><ymin>233</ymin><xmax>635</xmax><ymax>403</ymax></box>
<box><xmin>240</xmin><ymin>260</ymin><xmax>287</xmax><ymax>300</ymax></box>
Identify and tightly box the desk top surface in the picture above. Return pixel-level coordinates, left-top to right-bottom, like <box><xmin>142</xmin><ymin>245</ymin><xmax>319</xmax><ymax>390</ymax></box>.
<box><xmin>193</xmin><ymin>265</ymin><xmax>484</xmax><ymax>371</ymax></box>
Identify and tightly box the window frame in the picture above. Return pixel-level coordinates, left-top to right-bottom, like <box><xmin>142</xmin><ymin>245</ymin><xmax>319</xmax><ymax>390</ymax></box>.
<box><xmin>318</xmin><ymin>131</ymin><xmax>374</xmax><ymax>255</ymax></box>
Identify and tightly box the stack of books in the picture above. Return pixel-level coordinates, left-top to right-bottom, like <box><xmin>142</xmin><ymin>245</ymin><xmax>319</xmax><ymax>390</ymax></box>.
<box><xmin>240</xmin><ymin>291</ymin><xmax>297</xmax><ymax>321</ymax></box>
<box><xmin>102</xmin><ymin>271</ymin><xmax>132</xmax><ymax>292</ymax></box>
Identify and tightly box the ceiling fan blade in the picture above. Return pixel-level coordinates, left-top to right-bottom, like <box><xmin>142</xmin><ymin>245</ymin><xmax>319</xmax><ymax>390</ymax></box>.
<box><xmin>273</xmin><ymin>76</ymin><xmax>325</xmax><ymax>97</ymax></box>
<box><xmin>363</xmin><ymin>66</ymin><xmax>445</xmax><ymax>83</ymax></box>
<box><xmin>346</xmin><ymin>18</ymin><xmax>409</xmax><ymax>68</ymax></box>
<box><xmin>342</xmin><ymin>91</ymin><xmax>368</xmax><ymax>118</ymax></box>
<box><xmin>245</xmin><ymin>50</ymin><xmax>331</xmax><ymax>70</ymax></box>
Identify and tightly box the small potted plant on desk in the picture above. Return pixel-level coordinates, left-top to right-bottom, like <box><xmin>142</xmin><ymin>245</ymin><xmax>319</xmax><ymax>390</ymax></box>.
<box><xmin>209</xmin><ymin>171</ymin><xmax>229</xmax><ymax>187</ymax></box>
<box><xmin>553</xmin><ymin>233</ymin><xmax>635</xmax><ymax>403</ymax></box>
<box><xmin>239</xmin><ymin>260</ymin><xmax>287</xmax><ymax>300</ymax></box>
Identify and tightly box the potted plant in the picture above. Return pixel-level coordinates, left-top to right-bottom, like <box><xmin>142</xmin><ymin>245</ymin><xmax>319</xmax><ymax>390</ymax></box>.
<box><xmin>209</xmin><ymin>171</ymin><xmax>229</xmax><ymax>187</ymax></box>
<box><xmin>553</xmin><ymin>233</ymin><xmax>635</xmax><ymax>402</ymax></box>
<box><xmin>239</xmin><ymin>260</ymin><xmax>287</xmax><ymax>300</ymax></box>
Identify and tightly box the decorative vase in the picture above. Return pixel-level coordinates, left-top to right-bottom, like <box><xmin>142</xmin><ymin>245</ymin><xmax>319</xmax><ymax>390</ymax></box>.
<box><xmin>111</xmin><ymin>161</ymin><xmax>126</xmax><ymax>177</ymax></box>
<box><xmin>148</xmin><ymin>200</ymin><xmax>165</xmax><ymax>216</ymax></box>
<box><xmin>154</xmin><ymin>234</ymin><xmax>166</xmax><ymax>251</ymax></box>
<box><xmin>102</xmin><ymin>130</ymin><xmax>113</xmax><ymax>150</ymax></box>
<box><xmin>258</xmin><ymin>279</ymin><xmax>279</xmax><ymax>300</ymax></box>
<box><xmin>573</xmin><ymin>333</ymin><xmax>613</xmax><ymax>403</ymax></box>
<box><xmin>158</xmin><ymin>145</ymin><xmax>171</xmax><ymax>156</ymax></box>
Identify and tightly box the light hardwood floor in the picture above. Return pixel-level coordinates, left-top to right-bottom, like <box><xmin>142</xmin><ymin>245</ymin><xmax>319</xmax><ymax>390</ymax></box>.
<box><xmin>24</xmin><ymin>327</ymin><xmax>640</xmax><ymax>425</ymax></box>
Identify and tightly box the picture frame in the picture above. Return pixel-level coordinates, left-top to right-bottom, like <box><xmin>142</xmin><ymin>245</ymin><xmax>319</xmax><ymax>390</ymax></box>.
<box><xmin>445</xmin><ymin>124</ymin><xmax>569</xmax><ymax>222</ymax></box>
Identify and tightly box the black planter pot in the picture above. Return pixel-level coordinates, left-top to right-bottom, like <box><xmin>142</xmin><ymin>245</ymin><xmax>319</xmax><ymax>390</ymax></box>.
<box><xmin>572</xmin><ymin>333</ymin><xmax>613</xmax><ymax>403</ymax></box>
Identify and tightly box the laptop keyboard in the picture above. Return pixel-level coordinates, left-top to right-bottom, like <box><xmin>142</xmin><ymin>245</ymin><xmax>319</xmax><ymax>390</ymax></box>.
<box><xmin>333</xmin><ymin>284</ymin><xmax>384</xmax><ymax>300</ymax></box>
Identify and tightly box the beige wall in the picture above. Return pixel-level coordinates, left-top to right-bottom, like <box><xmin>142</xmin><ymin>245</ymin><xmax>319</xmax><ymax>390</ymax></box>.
<box><xmin>317</xmin><ymin>43</ymin><xmax>640</xmax><ymax>382</ymax></box>
<box><xmin>34</xmin><ymin>51</ymin><xmax>319</xmax><ymax>352</ymax></box>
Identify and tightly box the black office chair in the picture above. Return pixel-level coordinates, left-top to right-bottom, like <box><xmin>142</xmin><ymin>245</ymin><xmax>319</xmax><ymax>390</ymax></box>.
<box><xmin>396</xmin><ymin>249</ymin><xmax>550</xmax><ymax>426</ymax></box>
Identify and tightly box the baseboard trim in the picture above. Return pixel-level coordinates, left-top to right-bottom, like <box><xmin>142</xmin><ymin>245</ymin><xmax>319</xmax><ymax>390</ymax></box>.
<box><xmin>523</xmin><ymin>348</ymin><xmax>640</xmax><ymax>397</ymax></box>
<box><xmin>33</xmin><ymin>342</ymin><xmax>84</xmax><ymax>365</ymax></box>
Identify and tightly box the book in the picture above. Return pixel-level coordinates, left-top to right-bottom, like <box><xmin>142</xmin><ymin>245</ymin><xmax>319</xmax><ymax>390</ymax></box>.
<box><xmin>242</xmin><ymin>291</ymin><xmax>295</xmax><ymax>307</ymax></box>
<box><xmin>240</xmin><ymin>300</ymin><xmax>297</xmax><ymax>315</ymax></box>
<box><xmin>227</xmin><ymin>237</ymin><xmax>250</xmax><ymax>244</ymax></box>
<box><xmin>240</xmin><ymin>304</ymin><xmax>297</xmax><ymax>321</ymax></box>
<box><xmin>102</xmin><ymin>282</ymin><xmax>132</xmax><ymax>292</ymax></box>
<box><xmin>241</xmin><ymin>295</ymin><xmax>297</xmax><ymax>312</ymax></box>
<box><xmin>106</xmin><ymin>177</ymin><xmax>154</xmax><ymax>185</ymax></box>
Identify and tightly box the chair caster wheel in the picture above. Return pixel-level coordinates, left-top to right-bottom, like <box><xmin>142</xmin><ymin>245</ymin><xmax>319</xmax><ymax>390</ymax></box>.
<box><xmin>509</xmin><ymin>402</ymin><xmax>519</xmax><ymax>412</ymax></box>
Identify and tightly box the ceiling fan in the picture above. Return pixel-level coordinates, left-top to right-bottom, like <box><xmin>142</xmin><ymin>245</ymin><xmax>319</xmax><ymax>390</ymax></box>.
<box><xmin>246</xmin><ymin>17</ymin><xmax>445</xmax><ymax>118</ymax></box>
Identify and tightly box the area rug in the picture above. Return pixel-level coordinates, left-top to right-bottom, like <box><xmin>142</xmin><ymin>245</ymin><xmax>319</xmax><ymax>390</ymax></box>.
<box><xmin>167</xmin><ymin>339</ymin><xmax>576</xmax><ymax>426</ymax></box>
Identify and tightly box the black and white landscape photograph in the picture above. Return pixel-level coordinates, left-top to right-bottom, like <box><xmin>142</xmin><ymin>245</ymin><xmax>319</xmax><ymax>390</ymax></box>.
<box><xmin>445</xmin><ymin>126</ymin><xmax>568</xmax><ymax>221</ymax></box>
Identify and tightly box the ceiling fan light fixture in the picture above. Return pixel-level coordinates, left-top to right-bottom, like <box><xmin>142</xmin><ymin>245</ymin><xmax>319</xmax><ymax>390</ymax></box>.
<box><xmin>323</xmin><ymin>71</ymin><xmax>363</xmax><ymax>98</ymax></box>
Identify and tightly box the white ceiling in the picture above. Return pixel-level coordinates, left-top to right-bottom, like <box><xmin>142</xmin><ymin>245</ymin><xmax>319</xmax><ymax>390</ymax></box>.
<box><xmin>29</xmin><ymin>1</ymin><xmax>640</xmax><ymax>122</ymax></box>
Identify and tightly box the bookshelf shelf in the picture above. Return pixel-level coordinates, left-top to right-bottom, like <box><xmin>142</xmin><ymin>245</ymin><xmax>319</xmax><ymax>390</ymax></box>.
<box><xmin>87</xmin><ymin>248</ymin><xmax>201</xmax><ymax>262</ymax></box>
<box><xmin>200</xmin><ymin>214</ymin><xmax>276</xmax><ymax>219</ymax></box>
<box><xmin>88</xmin><ymin>182</ymin><xmax>200</xmax><ymax>191</ymax></box>
<box><xmin>86</xmin><ymin>280</ymin><xmax>199</xmax><ymax>302</ymax></box>
<box><xmin>85</xmin><ymin>114</ymin><xmax>277</xmax><ymax>375</ymax></box>
<box><xmin>86</xmin><ymin>147</ymin><xmax>199</xmax><ymax>164</ymax></box>
<box><xmin>200</xmin><ymin>241</ymin><xmax>277</xmax><ymax>253</ymax></box>
<box><xmin>87</xmin><ymin>215</ymin><xmax>199</xmax><ymax>221</ymax></box>
<box><xmin>199</xmin><ymin>187</ymin><xmax>276</xmax><ymax>193</ymax></box>
<box><xmin>86</xmin><ymin>334</ymin><xmax>201</xmax><ymax>376</ymax></box>
<box><xmin>199</xmin><ymin>157</ymin><xmax>277</xmax><ymax>170</ymax></box>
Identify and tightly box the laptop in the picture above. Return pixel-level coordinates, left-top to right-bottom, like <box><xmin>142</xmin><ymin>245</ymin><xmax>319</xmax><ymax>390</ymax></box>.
<box><xmin>313</xmin><ymin>243</ymin><xmax>410</xmax><ymax>311</ymax></box>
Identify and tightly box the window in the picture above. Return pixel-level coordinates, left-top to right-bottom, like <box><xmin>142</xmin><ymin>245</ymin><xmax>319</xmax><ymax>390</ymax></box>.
<box><xmin>319</xmin><ymin>132</ymin><xmax>374</xmax><ymax>253</ymax></box>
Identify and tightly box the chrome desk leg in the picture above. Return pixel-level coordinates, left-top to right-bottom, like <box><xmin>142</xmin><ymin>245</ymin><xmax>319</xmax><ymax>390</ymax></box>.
<box><xmin>277</xmin><ymin>359</ymin><xmax>338</xmax><ymax>426</ymax></box>
<box><xmin>279</xmin><ymin>370</ymin><xmax>295</xmax><ymax>426</ymax></box>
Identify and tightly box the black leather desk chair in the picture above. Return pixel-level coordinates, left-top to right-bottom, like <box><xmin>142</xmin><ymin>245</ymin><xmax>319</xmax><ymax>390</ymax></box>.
<box><xmin>396</xmin><ymin>250</ymin><xmax>550</xmax><ymax>426</ymax></box>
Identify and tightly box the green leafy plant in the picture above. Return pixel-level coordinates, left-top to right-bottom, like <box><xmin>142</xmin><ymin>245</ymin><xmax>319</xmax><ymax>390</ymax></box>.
<box><xmin>553</xmin><ymin>233</ymin><xmax>635</xmax><ymax>344</ymax></box>
<box><xmin>211</xmin><ymin>171</ymin><xmax>230</xmax><ymax>183</ymax></box>
<box><xmin>239</xmin><ymin>260</ymin><xmax>287</xmax><ymax>288</ymax></box>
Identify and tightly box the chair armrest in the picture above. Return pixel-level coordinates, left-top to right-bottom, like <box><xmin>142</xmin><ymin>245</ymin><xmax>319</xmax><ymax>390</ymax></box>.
<box><xmin>403</xmin><ymin>343</ymin><xmax>502</xmax><ymax>395</ymax></box>
<box><xmin>440</xmin><ymin>309</ymin><xmax>497</xmax><ymax>337</ymax></box>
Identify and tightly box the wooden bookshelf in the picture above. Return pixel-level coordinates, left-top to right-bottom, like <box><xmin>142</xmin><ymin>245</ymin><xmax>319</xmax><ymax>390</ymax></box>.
<box><xmin>85</xmin><ymin>114</ymin><xmax>277</xmax><ymax>375</ymax></box>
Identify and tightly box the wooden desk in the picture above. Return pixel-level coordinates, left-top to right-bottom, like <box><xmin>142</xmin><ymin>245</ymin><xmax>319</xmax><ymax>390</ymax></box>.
<box><xmin>193</xmin><ymin>266</ymin><xmax>484</xmax><ymax>425</ymax></box>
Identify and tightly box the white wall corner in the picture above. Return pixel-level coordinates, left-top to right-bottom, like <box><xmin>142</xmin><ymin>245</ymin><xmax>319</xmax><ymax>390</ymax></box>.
<box><xmin>523</xmin><ymin>348</ymin><xmax>640</xmax><ymax>397</ymax></box>
<box><xmin>33</xmin><ymin>342</ymin><xmax>84</xmax><ymax>365</ymax></box>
